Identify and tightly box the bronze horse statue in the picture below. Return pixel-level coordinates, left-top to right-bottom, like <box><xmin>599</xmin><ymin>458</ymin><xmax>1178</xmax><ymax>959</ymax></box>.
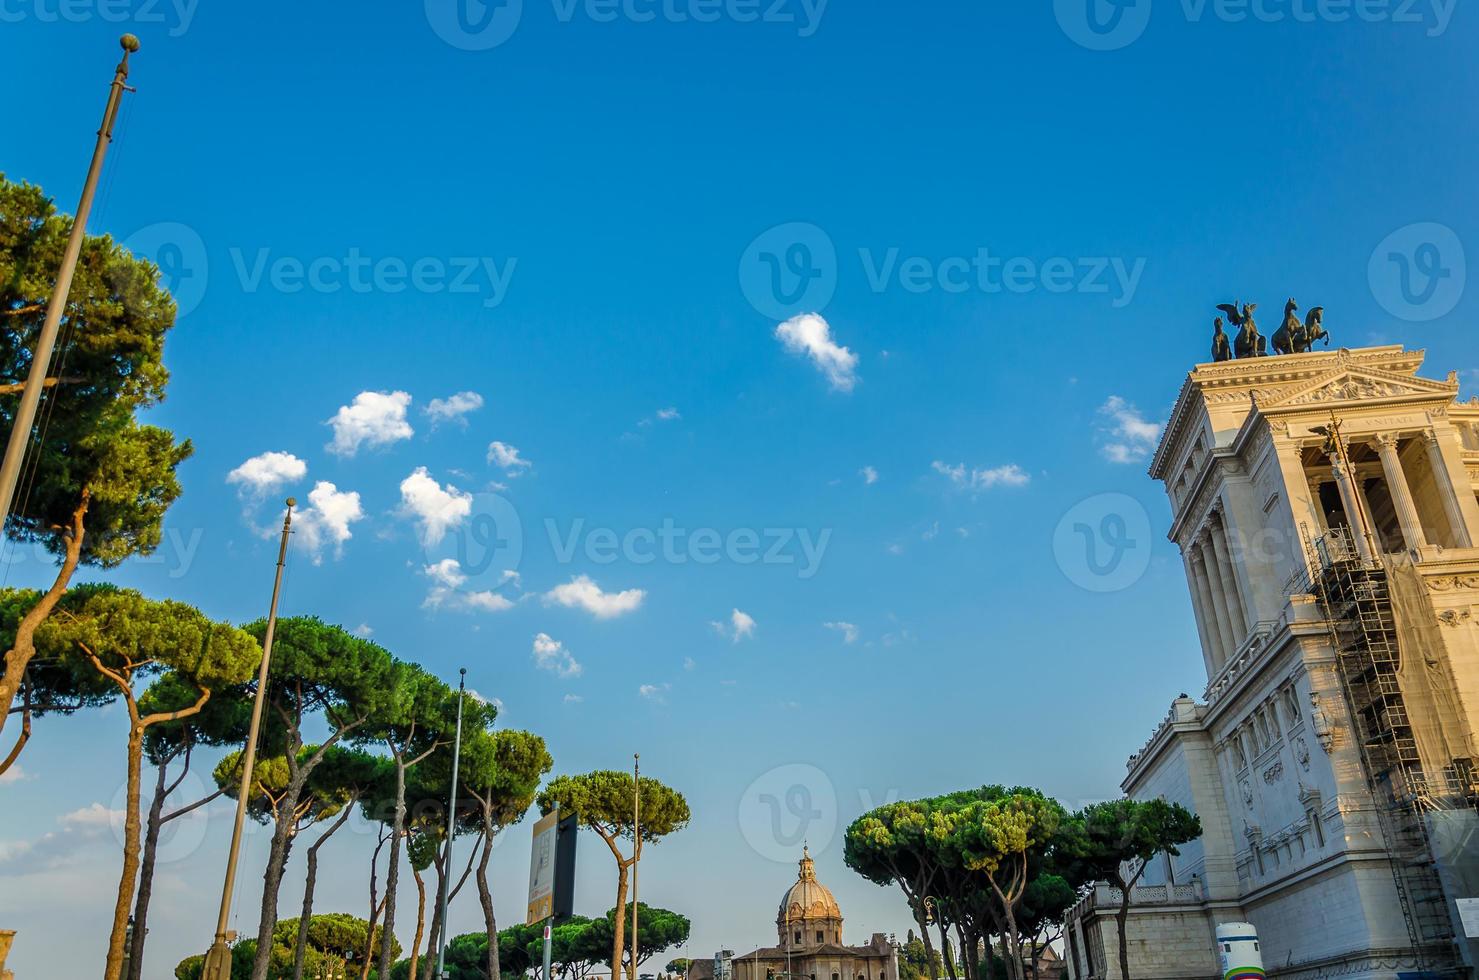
<box><xmin>1272</xmin><ymin>298</ymin><xmax>1330</xmax><ymax>354</ymax></box>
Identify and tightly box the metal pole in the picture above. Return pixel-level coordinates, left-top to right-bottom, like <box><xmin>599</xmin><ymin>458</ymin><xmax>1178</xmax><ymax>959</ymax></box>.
<box><xmin>542</xmin><ymin>916</ymin><xmax>554</xmax><ymax>980</ymax></box>
<box><xmin>435</xmin><ymin>667</ymin><xmax>468</xmax><ymax>980</ymax></box>
<box><xmin>0</xmin><ymin>35</ymin><xmax>139</xmax><ymax>527</ymax></box>
<box><xmin>631</xmin><ymin>753</ymin><xmax>640</xmax><ymax>980</ymax></box>
<box><xmin>202</xmin><ymin>499</ymin><xmax>294</xmax><ymax>980</ymax></box>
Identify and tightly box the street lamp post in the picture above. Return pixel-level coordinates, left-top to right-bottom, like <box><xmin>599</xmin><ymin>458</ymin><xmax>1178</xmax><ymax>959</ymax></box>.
<box><xmin>0</xmin><ymin>34</ymin><xmax>139</xmax><ymax>528</ymax></box>
<box><xmin>201</xmin><ymin>499</ymin><xmax>295</xmax><ymax>980</ymax></box>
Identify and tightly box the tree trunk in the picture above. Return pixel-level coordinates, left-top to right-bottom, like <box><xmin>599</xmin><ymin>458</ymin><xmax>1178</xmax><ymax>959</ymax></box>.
<box><xmin>478</xmin><ymin>830</ymin><xmax>501</xmax><ymax>980</ymax></box>
<box><xmin>0</xmin><ymin>494</ymin><xmax>86</xmax><ymax>751</ymax></box>
<box><xmin>249</xmin><ymin>816</ymin><xmax>298</xmax><ymax>980</ymax></box>
<box><xmin>102</xmin><ymin>723</ymin><xmax>145</xmax><ymax>980</ymax></box>
<box><xmin>361</xmin><ymin>833</ymin><xmax>389</xmax><ymax>980</ymax></box>
<box><xmin>293</xmin><ymin>805</ymin><xmax>353</xmax><ymax>980</ymax></box>
<box><xmin>1116</xmin><ymin>887</ymin><xmax>1131</xmax><ymax>980</ymax></box>
<box><xmin>378</xmin><ymin>756</ymin><xmax>408</xmax><ymax>980</ymax></box>
<box><xmin>408</xmin><ymin>865</ymin><xmax>427</xmax><ymax>980</ymax></box>
<box><xmin>124</xmin><ymin>757</ymin><xmax>172</xmax><ymax>980</ymax></box>
<box><xmin>913</xmin><ymin>907</ymin><xmax>936</xmax><ymax>980</ymax></box>
<box><xmin>935</xmin><ymin>923</ymin><xmax>955</xmax><ymax>980</ymax></box>
<box><xmin>610</xmin><ymin>862</ymin><xmax>631</xmax><ymax>978</ymax></box>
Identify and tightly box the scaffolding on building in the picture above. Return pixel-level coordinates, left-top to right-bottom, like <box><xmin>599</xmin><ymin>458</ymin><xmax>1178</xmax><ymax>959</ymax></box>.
<box><xmin>1302</xmin><ymin>523</ymin><xmax>1474</xmax><ymax>977</ymax></box>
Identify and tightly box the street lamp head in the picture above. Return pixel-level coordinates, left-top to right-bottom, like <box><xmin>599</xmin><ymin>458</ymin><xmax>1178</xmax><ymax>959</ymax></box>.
<box><xmin>285</xmin><ymin>497</ymin><xmax>297</xmax><ymax>509</ymax></box>
<box><xmin>120</xmin><ymin>34</ymin><xmax>141</xmax><ymax>53</ymax></box>
<box><xmin>460</xmin><ymin>667</ymin><xmax>467</xmax><ymax>677</ymax></box>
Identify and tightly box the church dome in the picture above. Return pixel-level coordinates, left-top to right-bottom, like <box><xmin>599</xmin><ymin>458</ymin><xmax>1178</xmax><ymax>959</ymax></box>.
<box><xmin>777</xmin><ymin>847</ymin><xmax>843</xmax><ymax>923</ymax></box>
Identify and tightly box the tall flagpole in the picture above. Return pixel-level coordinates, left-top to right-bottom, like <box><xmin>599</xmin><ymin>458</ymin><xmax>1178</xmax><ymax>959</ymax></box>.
<box><xmin>630</xmin><ymin>753</ymin><xmax>640</xmax><ymax>980</ymax></box>
<box><xmin>202</xmin><ymin>499</ymin><xmax>294</xmax><ymax>980</ymax></box>
<box><xmin>0</xmin><ymin>35</ymin><xmax>139</xmax><ymax>527</ymax></box>
<box><xmin>435</xmin><ymin>667</ymin><xmax>468</xmax><ymax>980</ymax></box>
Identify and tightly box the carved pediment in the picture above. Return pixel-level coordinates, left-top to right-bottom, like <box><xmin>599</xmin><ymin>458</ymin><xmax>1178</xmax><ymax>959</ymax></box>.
<box><xmin>1255</xmin><ymin>366</ymin><xmax>1456</xmax><ymax>410</ymax></box>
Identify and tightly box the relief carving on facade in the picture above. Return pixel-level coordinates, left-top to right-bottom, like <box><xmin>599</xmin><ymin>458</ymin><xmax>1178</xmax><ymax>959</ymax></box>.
<box><xmin>1263</xmin><ymin>761</ymin><xmax>1285</xmax><ymax>785</ymax></box>
<box><xmin>1437</xmin><ymin>608</ymin><xmax>1472</xmax><ymax>628</ymax></box>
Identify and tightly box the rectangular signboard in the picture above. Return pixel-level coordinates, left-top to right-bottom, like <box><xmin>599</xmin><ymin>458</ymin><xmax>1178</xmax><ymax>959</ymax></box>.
<box><xmin>527</xmin><ymin>810</ymin><xmax>559</xmax><ymax>924</ymax></box>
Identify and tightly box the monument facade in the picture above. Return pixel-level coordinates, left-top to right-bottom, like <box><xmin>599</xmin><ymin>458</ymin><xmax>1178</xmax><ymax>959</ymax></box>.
<box><xmin>1063</xmin><ymin>345</ymin><xmax>1479</xmax><ymax>979</ymax></box>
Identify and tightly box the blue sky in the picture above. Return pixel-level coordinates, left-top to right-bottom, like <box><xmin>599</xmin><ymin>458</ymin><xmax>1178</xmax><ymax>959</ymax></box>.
<box><xmin>2</xmin><ymin>1</ymin><xmax>1477</xmax><ymax>976</ymax></box>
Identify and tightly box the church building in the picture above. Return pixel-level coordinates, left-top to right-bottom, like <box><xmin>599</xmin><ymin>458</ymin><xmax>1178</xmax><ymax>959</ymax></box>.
<box><xmin>693</xmin><ymin>849</ymin><xmax>899</xmax><ymax>980</ymax></box>
<box><xmin>1063</xmin><ymin>345</ymin><xmax>1479</xmax><ymax>979</ymax></box>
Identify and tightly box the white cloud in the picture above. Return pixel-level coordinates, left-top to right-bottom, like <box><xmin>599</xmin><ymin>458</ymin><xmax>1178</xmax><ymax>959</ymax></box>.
<box><xmin>711</xmin><ymin>608</ymin><xmax>756</xmax><ymax>643</ymax></box>
<box><xmin>656</xmin><ymin>407</ymin><xmax>681</xmax><ymax>421</ymax></box>
<box><xmin>1097</xmin><ymin>396</ymin><xmax>1162</xmax><ymax>464</ymax></box>
<box><xmin>543</xmin><ymin>575</ymin><xmax>645</xmax><ymax>619</ymax></box>
<box><xmin>60</xmin><ymin>803</ymin><xmax>122</xmax><ymax>830</ymax></box>
<box><xmin>922</xmin><ymin>521</ymin><xmax>940</xmax><ymax>541</ymax></box>
<box><xmin>399</xmin><ymin>467</ymin><xmax>472</xmax><ymax>545</ymax></box>
<box><xmin>0</xmin><ymin>803</ymin><xmax>122</xmax><ymax>873</ymax></box>
<box><xmin>775</xmin><ymin>313</ymin><xmax>859</xmax><ymax>392</ymax></box>
<box><xmin>425</xmin><ymin>391</ymin><xmax>484</xmax><ymax>426</ymax></box>
<box><xmin>564</xmin><ymin>694</ymin><xmax>584</xmax><ymax>704</ymax></box>
<box><xmin>0</xmin><ymin>764</ymin><xmax>33</xmax><ymax>785</ymax></box>
<box><xmin>353</xmin><ymin>623</ymin><xmax>374</xmax><ymax>638</ymax></box>
<box><xmin>860</xmin><ymin>466</ymin><xmax>879</xmax><ymax>485</ymax></box>
<box><xmin>326</xmin><ymin>391</ymin><xmax>414</xmax><ymax>457</ymax></box>
<box><xmin>639</xmin><ymin>683</ymin><xmax>671</xmax><ymax>703</ymax></box>
<box><xmin>423</xmin><ymin>558</ymin><xmax>515</xmax><ymax>613</ymax></box>
<box><xmin>226</xmin><ymin>451</ymin><xmax>307</xmax><ymax>496</ymax></box>
<box><xmin>683</xmin><ymin>656</ymin><xmax>696</xmax><ymax>671</ymax></box>
<box><xmin>487</xmin><ymin>440</ymin><xmax>533</xmax><ymax>476</ymax></box>
<box><xmin>824</xmin><ymin>621</ymin><xmax>859</xmax><ymax>644</ymax></box>
<box><xmin>533</xmin><ymin>633</ymin><xmax>583</xmax><ymax>678</ymax></box>
<box><xmin>931</xmin><ymin>460</ymin><xmax>1030</xmax><ymax>491</ymax></box>
<box><xmin>293</xmin><ymin>482</ymin><xmax>364</xmax><ymax>562</ymax></box>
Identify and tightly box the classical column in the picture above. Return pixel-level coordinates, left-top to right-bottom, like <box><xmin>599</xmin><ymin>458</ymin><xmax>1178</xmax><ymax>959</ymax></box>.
<box><xmin>1374</xmin><ymin>432</ymin><xmax>1428</xmax><ymax>551</ymax></box>
<box><xmin>1207</xmin><ymin>516</ymin><xmax>1249</xmax><ymax>635</ymax></box>
<box><xmin>1185</xmin><ymin>547</ymin><xmax>1227</xmax><ymax>672</ymax></box>
<box><xmin>1423</xmin><ymin>430</ymin><xmax>1474</xmax><ymax>548</ymax></box>
<box><xmin>1330</xmin><ymin>457</ymin><xmax>1374</xmax><ymax>560</ymax></box>
<box><xmin>1198</xmin><ymin>533</ymin><xmax>1241</xmax><ymax>662</ymax></box>
<box><xmin>1309</xmin><ymin>477</ymin><xmax>1329</xmax><ymax>532</ymax></box>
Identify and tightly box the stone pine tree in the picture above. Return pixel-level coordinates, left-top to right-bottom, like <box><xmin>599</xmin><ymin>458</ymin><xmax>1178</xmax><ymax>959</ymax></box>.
<box><xmin>33</xmin><ymin>585</ymin><xmax>261</xmax><ymax>980</ymax></box>
<box><xmin>537</xmin><ymin>771</ymin><xmax>690</xmax><ymax>980</ymax></box>
<box><xmin>237</xmin><ymin>616</ymin><xmax>397</xmax><ymax>980</ymax></box>
<box><xmin>288</xmin><ymin>748</ymin><xmax>389</xmax><ymax>980</ymax></box>
<box><xmin>0</xmin><ymin>175</ymin><xmax>192</xmax><ymax>769</ymax></box>
<box><xmin>455</xmin><ymin>727</ymin><xmax>553</xmax><ymax>980</ymax></box>
<box><xmin>1068</xmin><ymin>799</ymin><xmax>1202</xmax><ymax>980</ymax></box>
<box><xmin>373</xmin><ymin>663</ymin><xmax>464</xmax><ymax>980</ymax></box>
<box><xmin>127</xmin><ymin>673</ymin><xmax>253</xmax><ymax>980</ymax></box>
<box><xmin>0</xmin><ymin>585</ymin><xmax>116</xmax><ymax>772</ymax></box>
